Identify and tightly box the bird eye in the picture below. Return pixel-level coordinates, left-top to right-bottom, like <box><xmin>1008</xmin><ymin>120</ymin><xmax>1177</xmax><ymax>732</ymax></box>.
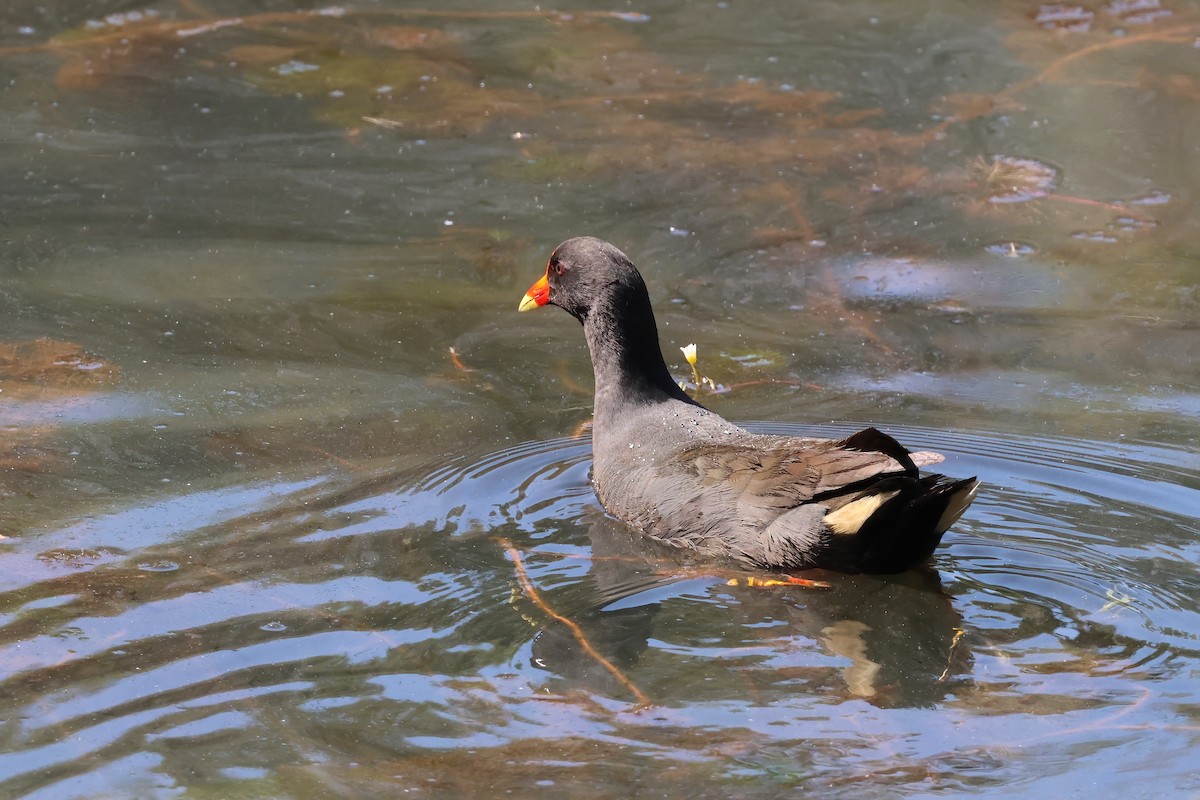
<box><xmin>552</xmin><ymin>261</ymin><xmax>565</xmax><ymax>277</ymax></box>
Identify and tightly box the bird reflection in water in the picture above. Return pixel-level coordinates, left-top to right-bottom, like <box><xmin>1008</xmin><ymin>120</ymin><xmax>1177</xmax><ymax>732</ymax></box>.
<box><xmin>524</xmin><ymin>509</ymin><xmax>972</xmax><ymax>708</ymax></box>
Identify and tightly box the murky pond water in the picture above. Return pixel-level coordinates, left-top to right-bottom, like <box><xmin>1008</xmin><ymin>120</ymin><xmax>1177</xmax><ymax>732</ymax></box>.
<box><xmin>2</xmin><ymin>0</ymin><xmax>1198</xmax><ymax>797</ymax></box>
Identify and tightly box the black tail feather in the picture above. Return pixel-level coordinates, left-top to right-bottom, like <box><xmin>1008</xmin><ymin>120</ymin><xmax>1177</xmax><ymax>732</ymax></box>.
<box><xmin>855</xmin><ymin>476</ymin><xmax>978</xmax><ymax>573</ymax></box>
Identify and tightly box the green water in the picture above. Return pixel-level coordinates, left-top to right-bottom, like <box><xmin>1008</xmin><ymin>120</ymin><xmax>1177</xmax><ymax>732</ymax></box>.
<box><xmin>1</xmin><ymin>1</ymin><xmax>1198</xmax><ymax>797</ymax></box>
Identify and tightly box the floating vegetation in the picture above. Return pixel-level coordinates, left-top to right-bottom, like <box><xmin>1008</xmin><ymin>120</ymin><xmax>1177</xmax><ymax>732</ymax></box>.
<box><xmin>976</xmin><ymin>155</ymin><xmax>1060</xmax><ymax>204</ymax></box>
<box><xmin>3</xmin><ymin>1</ymin><xmax>1192</xmax><ymax>266</ymax></box>
<box><xmin>0</xmin><ymin>340</ymin><xmax>120</xmax><ymax>529</ymax></box>
<box><xmin>0</xmin><ymin>339</ymin><xmax>118</xmax><ymax>389</ymax></box>
<box><xmin>0</xmin><ymin>1</ymin><xmax>1193</xmax><ymax>412</ymax></box>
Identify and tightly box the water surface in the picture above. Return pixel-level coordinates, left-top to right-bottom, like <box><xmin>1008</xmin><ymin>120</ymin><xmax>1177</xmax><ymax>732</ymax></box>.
<box><xmin>1</xmin><ymin>0</ymin><xmax>1198</xmax><ymax>797</ymax></box>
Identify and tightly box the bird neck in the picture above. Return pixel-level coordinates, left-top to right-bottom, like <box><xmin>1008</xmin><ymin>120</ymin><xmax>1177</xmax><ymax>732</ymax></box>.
<box><xmin>582</xmin><ymin>292</ymin><xmax>698</xmax><ymax>419</ymax></box>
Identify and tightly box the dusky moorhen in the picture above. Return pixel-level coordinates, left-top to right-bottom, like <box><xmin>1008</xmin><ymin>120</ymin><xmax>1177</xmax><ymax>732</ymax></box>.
<box><xmin>519</xmin><ymin>237</ymin><xmax>978</xmax><ymax>573</ymax></box>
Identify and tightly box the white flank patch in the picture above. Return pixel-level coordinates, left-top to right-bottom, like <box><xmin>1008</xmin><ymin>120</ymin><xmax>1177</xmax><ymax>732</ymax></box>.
<box><xmin>825</xmin><ymin>490</ymin><xmax>901</xmax><ymax>535</ymax></box>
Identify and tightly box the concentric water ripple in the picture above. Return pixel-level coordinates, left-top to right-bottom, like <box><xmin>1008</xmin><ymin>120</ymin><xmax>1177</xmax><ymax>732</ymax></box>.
<box><xmin>0</xmin><ymin>424</ymin><xmax>1197</xmax><ymax>797</ymax></box>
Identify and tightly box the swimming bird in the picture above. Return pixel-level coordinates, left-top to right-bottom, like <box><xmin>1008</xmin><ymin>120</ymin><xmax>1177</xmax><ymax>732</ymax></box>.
<box><xmin>519</xmin><ymin>237</ymin><xmax>978</xmax><ymax>573</ymax></box>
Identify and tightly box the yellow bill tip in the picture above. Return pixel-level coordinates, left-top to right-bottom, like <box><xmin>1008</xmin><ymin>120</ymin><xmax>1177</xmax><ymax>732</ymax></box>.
<box><xmin>518</xmin><ymin>273</ymin><xmax>550</xmax><ymax>312</ymax></box>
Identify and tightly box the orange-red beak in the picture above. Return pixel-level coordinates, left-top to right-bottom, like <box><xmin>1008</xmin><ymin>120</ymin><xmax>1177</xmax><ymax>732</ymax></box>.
<box><xmin>518</xmin><ymin>273</ymin><xmax>550</xmax><ymax>312</ymax></box>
